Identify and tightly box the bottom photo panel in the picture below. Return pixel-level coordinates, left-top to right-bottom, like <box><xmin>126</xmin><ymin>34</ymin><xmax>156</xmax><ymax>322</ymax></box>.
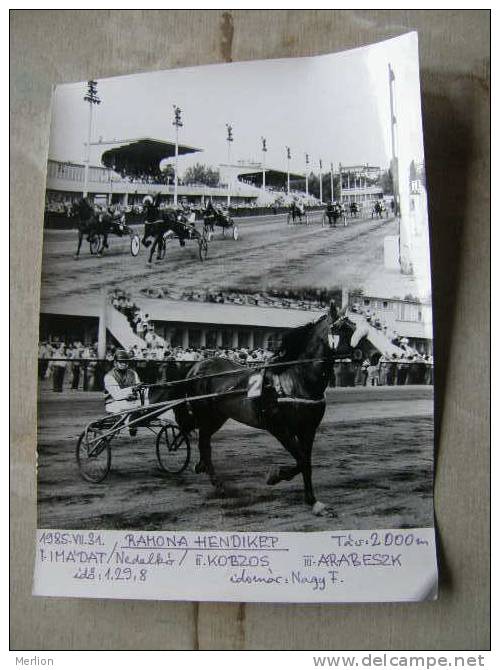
<box><xmin>37</xmin><ymin>283</ymin><xmax>434</xmax><ymax>534</ymax></box>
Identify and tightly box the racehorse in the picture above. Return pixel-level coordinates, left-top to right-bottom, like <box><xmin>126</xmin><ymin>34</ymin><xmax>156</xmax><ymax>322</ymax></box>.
<box><xmin>291</xmin><ymin>201</ymin><xmax>306</xmax><ymax>223</ymax></box>
<box><xmin>349</xmin><ymin>202</ymin><xmax>360</xmax><ymax>218</ymax></box>
<box><xmin>142</xmin><ymin>207</ymin><xmax>197</xmax><ymax>263</ymax></box>
<box><xmin>325</xmin><ymin>203</ymin><xmax>345</xmax><ymax>227</ymax></box>
<box><xmin>149</xmin><ymin>303</ymin><xmax>368</xmax><ymax>516</ymax></box>
<box><xmin>71</xmin><ymin>198</ymin><xmax>99</xmax><ymax>258</ymax></box>
<box><xmin>371</xmin><ymin>200</ymin><xmax>387</xmax><ymax>219</ymax></box>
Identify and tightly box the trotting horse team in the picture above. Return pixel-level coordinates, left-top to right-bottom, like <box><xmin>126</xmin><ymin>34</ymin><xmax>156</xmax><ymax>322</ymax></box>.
<box><xmin>105</xmin><ymin>302</ymin><xmax>369</xmax><ymax>517</ymax></box>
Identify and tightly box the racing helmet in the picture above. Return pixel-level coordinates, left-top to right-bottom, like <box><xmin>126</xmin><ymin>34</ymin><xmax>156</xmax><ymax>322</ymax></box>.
<box><xmin>114</xmin><ymin>349</ymin><xmax>132</xmax><ymax>362</ymax></box>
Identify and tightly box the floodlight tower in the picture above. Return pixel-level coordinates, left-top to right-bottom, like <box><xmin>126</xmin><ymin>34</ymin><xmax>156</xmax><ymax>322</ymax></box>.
<box><xmin>226</xmin><ymin>123</ymin><xmax>234</xmax><ymax>206</ymax></box>
<box><xmin>83</xmin><ymin>80</ymin><xmax>101</xmax><ymax>198</ymax></box>
<box><xmin>305</xmin><ymin>153</ymin><xmax>309</xmax><ymax>197</ymax></box>
<box><xmin>286</xmin><ymin>146</ymin><xmax>291</xmax><ymax>195</ymax></box>
<box><xmin>319</xmin><ymin>159</ymin><xmax>323</xmax><ymax>203</ymax></box>
<box><xmin>330</xmin><ymin>162</ymin><xmax>334</xmax><ymax>204</ymax></box>
<box><xmin>173</xmin><ymin>105</ymin><xmax>183</xmax><ymax>206</ymax></box>
<box><xmin>261</xmin><ymin>137</ymin><xmax>267</xmax><ymax>191</ymax></box>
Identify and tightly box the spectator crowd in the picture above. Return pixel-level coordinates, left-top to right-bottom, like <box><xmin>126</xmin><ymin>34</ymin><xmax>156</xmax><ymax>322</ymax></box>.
<box><xmin>39</xmin><ymin>338</ymin><xmax>433</xmax><ymax>393</ymax></box>
<box><xmin>141</xmin><ymin>286</ymin><xmax>342</xmax><ymax>312</ymax></box>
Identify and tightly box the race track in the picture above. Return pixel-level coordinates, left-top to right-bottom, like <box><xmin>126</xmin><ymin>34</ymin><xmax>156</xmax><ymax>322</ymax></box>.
<box><xmin>40</xmin><ymin>212</ymin><xmax>420</xmax><ymax>301</ymax></box>
<box><xmin>37</xmin><ymin>385</ymin><xmax>434</xmax><ymax>532</ymax></box>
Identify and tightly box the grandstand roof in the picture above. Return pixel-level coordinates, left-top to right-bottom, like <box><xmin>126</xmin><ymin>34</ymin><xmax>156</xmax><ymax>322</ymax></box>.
<box><xmin>40</xmin><ymin>295</ymin><xmax>322</xmax><ymax>329</ymax></box>
<box><xmin>100</xmin><ymin>138</ymin><xmax>202</xmax><ymax>176</ymax></box>
<box><xmin>238</xmin><ymin>169</ymin><xmax>304</xmax><ymax>189</ymax></box>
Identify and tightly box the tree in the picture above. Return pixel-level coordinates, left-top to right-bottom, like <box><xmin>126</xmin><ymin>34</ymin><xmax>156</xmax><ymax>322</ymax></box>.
<box><xmin>159</xmin><ymin>163</ymin><xmax>175</xmax><ymax>183</ymax></box>
<box><xmin>307</xmin><ymin>172</ymin><xmax>340</xmax><ymax>201</ymax></box>
<box><xmin>380</xmin><ymin>169</ymin><xmax>394</xmax><ymax>195</ymax></box>
<box><xmin>183</xmin><ymin>163</ymin><xmax>220</xmax><ymax>187</ymax></box>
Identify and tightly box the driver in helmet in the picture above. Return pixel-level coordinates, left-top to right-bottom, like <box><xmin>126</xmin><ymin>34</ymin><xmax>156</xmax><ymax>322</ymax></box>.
<box><xmin>104</xmin><ymin>349</ymin><xmax>144</xmax><ymax>424</ymax></box>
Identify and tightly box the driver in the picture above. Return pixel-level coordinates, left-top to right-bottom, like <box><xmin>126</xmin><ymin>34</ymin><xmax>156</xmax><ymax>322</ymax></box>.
<box><xmin>104</xmin><ymin>350</ymin><xmax>144</xmax><ymax>434</ymax></box>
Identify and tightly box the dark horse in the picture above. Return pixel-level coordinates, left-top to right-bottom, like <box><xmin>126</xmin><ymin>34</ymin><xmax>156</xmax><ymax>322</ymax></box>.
<box><xmin>142</xmin><ymin>207</ymin><xmax>197</xmax><ymax>263</ymax></box>
<box><xmin>349</xmin><ymin>202</ymin><xmax>360</xmax><ymax>218</ymax></box>
<box><xmin>72</xmin><ymin>198</ymin><xmax>100</xmax><ymax>258</ymax></box>
<box><xmin>150</xmin><ymin>303</ymin><xmax>367</xmax><ymax>516</ymax></box>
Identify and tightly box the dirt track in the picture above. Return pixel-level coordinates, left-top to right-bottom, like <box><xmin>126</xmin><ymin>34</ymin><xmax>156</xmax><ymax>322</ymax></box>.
<box><xmin>37</xmin><ymin>385</ymin><xmax>434</xmax><ymax>532</ymax></box>
<box><xmin>40</xmin><ymin>212</ymin><xmax>421</xmax><ymax>301</ymax></box>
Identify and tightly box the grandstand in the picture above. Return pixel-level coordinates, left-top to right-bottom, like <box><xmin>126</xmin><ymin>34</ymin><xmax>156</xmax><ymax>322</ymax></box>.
<box><xmin>39</xmin><ymin>290</ymin><xmax>432</xmax><ymax>357</ymax></box>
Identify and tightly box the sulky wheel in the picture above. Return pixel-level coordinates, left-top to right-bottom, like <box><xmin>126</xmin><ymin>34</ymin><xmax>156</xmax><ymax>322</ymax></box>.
<box><xmin>130</xmin><ymin>234</ymin><xmax>140</xmax><ymax>257</ymax></box>
<box><xmin>321</xmin><ymin>213</ymin><xmax>328</xmax><ymax>227</ymax></box>
<box><xmin>89</xmin><ymin>234</ymin><xmax>103</xmax><ymax>255</ymax></box>
<box><xmin>287</xmin><ymin>213</ymin><xmax>292</xmax><ymax>225</ymax></box>
<box><xmin>76</xmin><ymin>428</ymin><xmax>112</xmax><ymax>483</ymax></box>
<box><xmin>156</xmin><ymin>424</ymin><xmax>191</xmax><ymax>474</ymax></box>
<box><xmin>232</xmin><ymin>224</ymin><xmax>239</xmax><ymax>240</ymax></box>
<box><xmin>198</xmin><ymin>235</ymin><xmax>208</xmax><ymax>261</ymax></box>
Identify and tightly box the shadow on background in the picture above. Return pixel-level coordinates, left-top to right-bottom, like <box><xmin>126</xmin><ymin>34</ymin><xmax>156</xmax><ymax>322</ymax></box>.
<box><xmin>421</xmin><ymin>69</ymin><xmax>489</xmax><ymax>593</ymax></box>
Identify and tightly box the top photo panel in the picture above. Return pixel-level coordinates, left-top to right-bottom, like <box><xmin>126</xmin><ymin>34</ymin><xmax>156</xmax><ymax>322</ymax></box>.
<box><xmin>41</xmin><ymin>32</ymin><xmax>430</xmax><ymax>307</ymax></box>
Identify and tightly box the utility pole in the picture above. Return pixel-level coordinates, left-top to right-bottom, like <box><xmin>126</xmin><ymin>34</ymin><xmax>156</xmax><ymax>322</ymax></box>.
<box><xmin>319</xmin><ymin>158</ymin><xmax>323</xmax><ymax>203</ymax></box>
<box><xmin>330</xmin><ymin>162</ymin><xmax>334</xmax><ymax>203</ymax></box>
<box><xmin>286</xmin><ymin>146</ymin><xmax>291</xmax><ymax>195</ymax></box>
<box><xmin>388</xmin><ymin>62</ymin><xmax>411</xmax><ymax>273</ymax></box>
<box><xmin>173</xmin><ymin>105</ymin><xmax>183</xmax><ymax>207</ymax></box>
<box><xmin>261</xmin><ymin>137</ymin><xmax>267</xmax><ymax>191</ymax></box>
<box><xmin>338</xmin><ymin>163</ymin><xmax>343</xmax><ymax>205</ymax></box>
<box><xmin>226</xmin><ymin>123</ymin><xmax>233</xmax><ymax>206</ymax></box>
<box><xmin>305</xmin><ymin>153</ymin><xmax>309</xmax><ymax>196</ymax></box>
<box><xmin>83</xmin><ymin>80</ymin><xmax>101</xmax><ymax>198</ymax></box>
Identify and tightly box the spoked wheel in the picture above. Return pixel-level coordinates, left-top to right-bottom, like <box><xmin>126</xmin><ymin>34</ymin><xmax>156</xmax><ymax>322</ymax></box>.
<box><xmin>287</xmin><ymin>213</ymin><xmax>292</xmax><ymax>225</ymax></box>
<box><xmin>130</xmin><ymin>234</ymin><xmax>140</xmax><ymax>256</ymax></box>
<box><xmin>322</xmin><ymin>213</ymin><xmax>328</xmax><ymax>227</ymax></box>
<box><xmin>76</xmin><ymin>428</ymin><xmax>112</xmax><ymax>483</ymax></box>
<box><xmin>304</xmin><ymin>213</ymin><xmax>309</xmax><ymax>226</ymax></box>
<box><xmin>198</xmin><ymin>235</ymin><xmax>208</xmax><ymax>261</ymax></box>
<box><xmin>156</xmin><ymin>424</ymin><xmax>191</xmax><ymax>474</ymax></box>
<box><xmin>232</xmin><ymin>224</ymin><xmax>239</xmax><ymax>240</ymax></box>
<box><xmin>89</xmin><ymin>234</ymin><xmax>103</xmax><ymax>255</ymax></box>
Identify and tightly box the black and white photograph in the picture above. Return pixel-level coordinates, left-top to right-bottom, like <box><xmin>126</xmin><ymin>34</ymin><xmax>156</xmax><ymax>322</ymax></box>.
<box><xmin>36</xmin><ymin>33</ymin><xmax>434</xmax><ymax>542</ymax></box>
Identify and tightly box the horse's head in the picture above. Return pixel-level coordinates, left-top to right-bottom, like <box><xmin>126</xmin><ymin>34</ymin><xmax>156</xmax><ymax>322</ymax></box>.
<box><xmin>325</xmin><ymin>301</ymin><xmax>369</xmax><ymax>358</ymax></box>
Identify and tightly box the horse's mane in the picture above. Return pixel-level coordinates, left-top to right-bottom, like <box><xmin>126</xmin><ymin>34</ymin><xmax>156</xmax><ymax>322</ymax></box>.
<box><xmin>272</xmin><ymin>314</ymin><xmax>327</xmax><ymax>363</ymax></box>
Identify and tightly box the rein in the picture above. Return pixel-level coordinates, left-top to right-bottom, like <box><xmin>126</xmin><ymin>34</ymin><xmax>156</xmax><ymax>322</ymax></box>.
<box><xmin>141</xmin><ymin>357</ymin><xmax>332</xmax><ymax>390</ymax></box>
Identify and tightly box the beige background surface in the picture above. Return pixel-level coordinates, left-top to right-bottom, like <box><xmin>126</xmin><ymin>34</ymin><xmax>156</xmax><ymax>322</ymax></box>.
<box><xmin>10</xmin><ymin>10</ymin><xmax>490</xmax><ymax>650</ymax></box>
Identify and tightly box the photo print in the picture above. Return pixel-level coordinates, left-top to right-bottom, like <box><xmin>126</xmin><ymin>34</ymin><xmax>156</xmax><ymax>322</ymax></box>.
<box><xmin>35</xmin><ymin>33</ymin><xmax>437</xmax><ymax>603</ymax></box>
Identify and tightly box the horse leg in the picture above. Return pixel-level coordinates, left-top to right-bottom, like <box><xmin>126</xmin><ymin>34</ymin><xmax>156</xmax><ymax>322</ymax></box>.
<box><xmin>267</xmin><ymin>427</ymin><xmax>328</xmax><ymax>516</ymax></box>
<box><xmin>195</xmin><ymin>427</ymin><xmax>224</xmax><ymax>494</ymax></box>
<box><xmin>75</xmin><ymin>231</ymin><xmax>83</xmax><ymax>258</ymax></box>
<box><xmin>298</xmin><ymin>428</ymin><xmax>329</xmax><ymax>515</ymax></box>
<box><xmin>266</xmin><ymin>432</ymin><xmax>303</xmax><ymax>486</ymax></box>
<box><xmin>147</xmin><ymin>236</ymin><xmax>158</xmax><ymax>264</ymax></box>
<box><xmin>155</xmin><ymin>234</ymin><xmax>164</xmax><ymax>261</ymax></box>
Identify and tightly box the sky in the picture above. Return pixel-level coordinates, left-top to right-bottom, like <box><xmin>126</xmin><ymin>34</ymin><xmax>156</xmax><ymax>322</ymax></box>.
<box><xmin>48</xmin><ymin>33</ymin><xmax>424</xmax><ymax>178</ymax></box>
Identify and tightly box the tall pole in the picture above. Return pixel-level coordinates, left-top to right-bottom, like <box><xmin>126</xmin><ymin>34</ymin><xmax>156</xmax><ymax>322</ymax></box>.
<box><xmin>286</xmin><ymin>146</ymin><xmax>291</xmax><ymax>195</ymax></box>
<box><xmin>388</xmin><ymin>63</ymin><xmax>398</xmax><ymax>163</ymax></box>
<box><xmin>338</xmin><ymin>163</ymin><xmax>343</xmax><ymax>205</ymax></box>
<box><xmin>173</xmin><ymin>105</ymin><xmax>183</xmax><ymax>207</ymax></box>
<box><xmin>83</xmin><ymin>80</ymin><xmax>101</xmax><ymax>198</ymax></box>
<box><xmin>330</xmin><ymin>162</ymin><xmax>334</xmax><ymax>203</ymax></box>
<box><xmin>261</xmin><ymin>137</ymin><xmax>267</xmax><ymax>191</ymax></box>
<box><xmin>319</xmin><ymin>158</ymin><xmax>323</xmax><ymax>203</ymax></box>
<box><xmin>305</xmin><ymin>153</ymin><xmax>309</xmax><ymax>196</ymax></box>
<box><xmin>97</xmin><ymin>288</ymin><xmax>107</xmax><ymax>358</ymax></box>
<box><xmin>226</xmin><ymin>124</ymin><xmax>233</xmax><ymax>206</ymax></box>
